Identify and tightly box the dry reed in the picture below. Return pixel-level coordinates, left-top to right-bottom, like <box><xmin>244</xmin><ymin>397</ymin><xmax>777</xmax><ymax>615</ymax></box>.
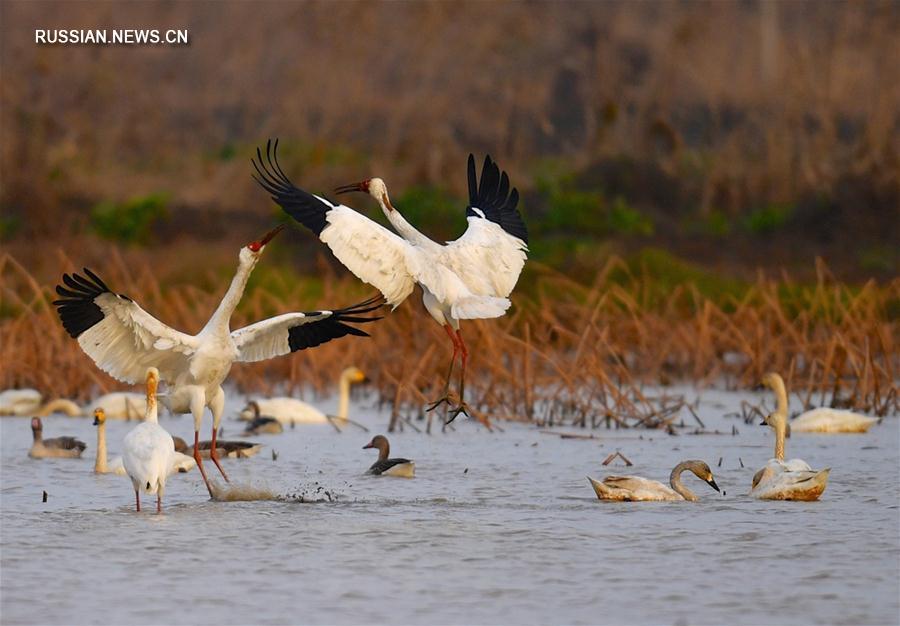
<box><xmin>1</xmin><ymin>251</ymin><xmax>897</xmax><ymax>430</ymax></box>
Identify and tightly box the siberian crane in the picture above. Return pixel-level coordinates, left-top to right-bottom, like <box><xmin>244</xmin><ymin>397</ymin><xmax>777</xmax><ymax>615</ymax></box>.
<box><xmin>54</xmin><ymin>225</ymin><xmax>382</xmax><ymax>495</ymax></box>
<box><xmin>252</xmin><ymin>140</ymin><xmax>527</xmax><ymax>421</ymax></box>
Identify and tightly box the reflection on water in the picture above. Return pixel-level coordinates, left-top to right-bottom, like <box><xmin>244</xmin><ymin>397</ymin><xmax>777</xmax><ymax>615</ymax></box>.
<box><xmin>1</xmin><ymin>389</ymin><xmax>898</xmax><ymax>625</ymax></box>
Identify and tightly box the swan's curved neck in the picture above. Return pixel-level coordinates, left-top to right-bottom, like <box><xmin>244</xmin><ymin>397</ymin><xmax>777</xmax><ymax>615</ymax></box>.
<box><xmin>773</xmin><ymin>420</ymin><xmax>786</xmax><ymax>461</ymax></box>
<box><xmin>95</xmin><ymin>422</ymin><xmax>107</xmax><ymax>472</ymax></box>
<box><xmin>205</xmin><ymin>256</ymin><xmax>256</xmax><ymax>334</ymax></box>
<box><xmin>37</xmin><ymin>398</ymin><xmax>82</xmax><ymax>417</ymax></box>
<box><xmin>669</xmin><ymin>462</ymin><xmax>698</xmax><ymax>501</ymax></box>
<box><xmin>770</xmin><ymin>377</ymin><xmax>789</xmax><ymax>461</ymax></box>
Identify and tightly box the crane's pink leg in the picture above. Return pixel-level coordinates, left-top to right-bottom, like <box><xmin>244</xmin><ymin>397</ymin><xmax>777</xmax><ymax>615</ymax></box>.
<box><xmin>134</xmin><ymin>489</ymin><xmax>141</xmax><ymax>512</ymax></box>
<box><xmin>446</xmin><ymin>330</ymin><xmax>471</xmax><ymax>423</ymax></box>
<box><xmin>427</xmin><ymin>324</ymin><xmax>460</xmax><ymax>412</ymax></box>
<box><xmin>193</xmin><ymin>430</ymin><xmax>214</xmax><ymax>498</ymax></box>
<box><xmin>209</xmin><ymin>425</ymin><xmax>230</xmax><ymax>483</ymax></box>
<box><xmin>157</xmin><ymin>493</ymin><xmax>162</xmax><ymax>514</ymax></box>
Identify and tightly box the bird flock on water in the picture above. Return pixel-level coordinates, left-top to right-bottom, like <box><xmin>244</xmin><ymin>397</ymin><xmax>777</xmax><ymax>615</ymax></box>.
<box><xmin>7</xmin><ymin>141</ymin><xmax>879</xmax><ymax>511</ymax></box>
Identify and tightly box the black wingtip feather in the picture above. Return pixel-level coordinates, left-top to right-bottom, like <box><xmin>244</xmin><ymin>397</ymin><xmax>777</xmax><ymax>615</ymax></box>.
<box><xmin>286</xmin><ymin>295</ymin><xmax>384</xmax><ymax>352</ymax></box>
<box><xmin>53</xmin><ymin>268</ymin><xmax>125</xmax><ymax>338</ymax></box>
<box><xmin>251</xmin><ymin>139</ymin><xmax>331</xmax><ymax>237</ymax></box>
<box><xmin>466</xmin><ymin>154</ymin><xmax>528</xmax><ymax>244</ymax></box>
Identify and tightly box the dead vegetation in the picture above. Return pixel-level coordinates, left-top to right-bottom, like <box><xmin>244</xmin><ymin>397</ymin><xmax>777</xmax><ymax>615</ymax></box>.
<box><xmin>1</xmin><ymin>250</ymin><xmax>896</xmax><ymax>431</ymax></box>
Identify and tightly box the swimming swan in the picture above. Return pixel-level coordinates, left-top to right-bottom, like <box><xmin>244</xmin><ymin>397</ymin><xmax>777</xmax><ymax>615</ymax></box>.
<box><xmin>587</xmin><ymin>460</ymin><xmax>720</xmax><ymax>501</ymax></box>
<box><xmin>28</xmin><ymin>417</ymin><xmax>86</xmax><ymax>459</ymax></box>
<box><xmin>122</xmin><ymin>368</ymin><xmax>177</xmax><ymax>512</ymax></box>
<box><xmin>0</xmin><ymin>389</ymin><xmax>43</xmax><ymax>415</ymax></box>
<box><xmin>750</xmin><ymin>373</ymin><xmax>830</xmax><ymax>501</ymax></box>
<box><xmin>240</xmin><ymin>367</ymin><xmax>366</xmax><ymax>425</ymax></box>
<box><xmin>363</xmin><ymin>435</ymin><xmax>415</xmax><ymax>477</ymax></box>
<box><xmin>94</xmin><ymin>408</ymin><xmax>195</xmax><ymax>475</ymax></box>
<box><xmin>790</xmin><ymin>407</ymin><xmax>878</xmax><ymax>434</ymax></box>
<box><xmin>35</xmin><ymin>393</ymin><xmax>147</xmax><ymax>419</ymax></box>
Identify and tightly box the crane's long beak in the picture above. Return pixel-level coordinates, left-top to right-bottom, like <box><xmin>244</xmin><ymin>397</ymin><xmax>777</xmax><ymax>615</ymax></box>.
<box><xmin>260</xmin><ymin>223</ymin><xmax>286</xmax><ymax>246</ymax></box>
<box><xmin>334</xmin><ymin>181</ymin><xmax>367</xmax><ymax>195</ymax></box>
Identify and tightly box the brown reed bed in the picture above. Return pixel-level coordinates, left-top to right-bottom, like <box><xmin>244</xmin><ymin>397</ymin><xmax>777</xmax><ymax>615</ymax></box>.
<box><xmin>1</xmin><ymin>250</ymin><xmax>897</xmax><ymax>430</ymax></box>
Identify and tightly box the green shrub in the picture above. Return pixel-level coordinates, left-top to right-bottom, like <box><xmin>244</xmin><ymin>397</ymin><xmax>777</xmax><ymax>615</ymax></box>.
<box><xmin>742</xmin><ymin>203</ymin><xmax>793</xmax><ymax>235</ymax></box>
<box><xmin>90</xmin><ymin>193</ymin><xmax>169</xmax><ymax>244</ymax></box>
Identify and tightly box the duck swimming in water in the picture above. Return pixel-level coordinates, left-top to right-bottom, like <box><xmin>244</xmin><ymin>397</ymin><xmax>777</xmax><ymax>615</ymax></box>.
<box><xmin>242</xmin><ymin>415</ymin><xmax>284</xmax><ymax>436</ymax></box>
<box><xmin>28</xmin><ymin>417</ymin><xmax>86</xmax><ymax>459</ymax></box>
<box><xmin>750</xmin><ymin>372</ymin><xmax>830</xmax><ymax>501</ymax></box>
<box><xmin>587</xmin><ymin>460</ymin><xmax>720</xmax><ymax>502</ymax></box>
<box><xmin>362</xmin><ymin>435</ymin><xmax>415</xmax><ymax>477</ymax></box>
<box><xmin>174</xmin><ymin>437</ymin><xmax>262</xmax><ymax>459</ymax></box>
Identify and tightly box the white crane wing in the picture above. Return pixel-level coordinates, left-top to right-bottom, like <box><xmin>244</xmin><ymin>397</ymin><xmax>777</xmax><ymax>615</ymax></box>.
<box><xmin>253</xmin><ymin>140</ymin><xmax>422</xmax><ymax>308</ymax></box>
<box><xmin>54</xmin><ymin>269</ymin><xmax>198</xmax><ymax>384</ymax></box>
<box><xmin>444</xmin><ymin>154</ymin><xmax>528</xmax><ymax>297</ymax></box>
<box><xmin>231</xmin><ymin>296</ymin><xmax>383</xmax><ymax>363</ymax></box>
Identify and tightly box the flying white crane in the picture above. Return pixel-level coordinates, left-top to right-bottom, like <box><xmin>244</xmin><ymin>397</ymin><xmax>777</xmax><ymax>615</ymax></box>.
<box><xmin>252</xmin><ymin>140</ymin><xmax>528</xmax><ymax>420</ymax></box>
<box><xmin>53</xmin><ymin>225</ymin><xmax>382</xmax><ymax>496</ymax></box>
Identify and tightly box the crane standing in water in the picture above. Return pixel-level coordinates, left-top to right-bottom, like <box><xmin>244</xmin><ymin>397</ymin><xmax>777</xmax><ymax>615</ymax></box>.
<box><xmin>54</xmin><ymin>225</ymin><xmax>382</xmax><ymax>496</ymax></box>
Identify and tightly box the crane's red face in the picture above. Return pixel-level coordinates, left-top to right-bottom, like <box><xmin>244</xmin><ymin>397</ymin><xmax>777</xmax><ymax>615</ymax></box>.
<box><xmin>334</xmin><ymin>180</ymin><xmax>370</xmax><ymax>195</ymax></box>
<box><xmin>247</xmin><ymin>224</ymin><xmax>285</xmax><ymax>253</ymax></box>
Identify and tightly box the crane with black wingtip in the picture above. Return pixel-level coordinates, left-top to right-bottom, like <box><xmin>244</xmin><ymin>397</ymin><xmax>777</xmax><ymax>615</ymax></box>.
<box><xmin>252</xmin><ymin>140</ymin><xmax>528</xmax><ymax>421</ymax></box>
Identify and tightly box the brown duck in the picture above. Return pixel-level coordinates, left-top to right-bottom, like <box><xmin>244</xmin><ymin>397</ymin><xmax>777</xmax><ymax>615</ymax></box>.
<box><xmin>362</xmin><ymin>435</ymin><xmax>415</xmax><ymax>477</ymax></box>
<box><xmin>29</xmin><ymin>417</ymin><xmax>86</xmax><ymax>459</ymax></box>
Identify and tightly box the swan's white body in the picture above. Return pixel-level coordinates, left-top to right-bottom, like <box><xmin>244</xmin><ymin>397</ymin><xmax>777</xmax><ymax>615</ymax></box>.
<box><xmin>36</xmin><ymin>393</ymin><xmax>147</xmax><ymax>419</ymax></box>
<box><xmin>587</xmin><ymin>460</ymin><xmax>720</xmax><ymax>502</ymax></box>
<box><xmin>0</xmin><ymin>389</ymin><xmax>42</xmax><ymax>415</ymax></box>
<box><xmin>92</xmin><ymin>393</ymin><xmax>148</xmax><ymax>420</ymax></box>
<box><xmin>791</xmin><ymin>408</ymin><xmax>878</xmax><ymax>433</ymax></box>
<box><xmin>54</xmin><ymin>237</ymin><xmax>380</xmax><ymax>496</ymax></box>
<box><xmin>751</xmin><ymin>373</ymin><xmax>830</xmax><ymax>501</ymax></box>
<box><xmin>242</xmin><ymin>398</ymin><xmax>326</xmax><ymax>424</ymax></box>
<box><xmin>750</xmin><ymin>459</ymin><xmax>830</xmax><ymax>501</ymax></box>
<box><xmin>240</xmin><ymin>366</ymin><xmax>366</xmax><ymax>425</ymax></box>
<box><xmin>122</xmin><ymin>369</ymin><xmax>177</xmax><ymax>511</ymax></box>
<box><xmin>589</xmin><ymin>476</ymin><xmax>683</xmax><ymax>501</ymax></box>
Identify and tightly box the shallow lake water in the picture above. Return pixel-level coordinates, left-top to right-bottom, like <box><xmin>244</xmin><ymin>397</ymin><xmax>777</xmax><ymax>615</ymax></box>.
<box><xmin>1</xmin><ymin>388</ymin><xmax>898</xmax><ymax>625</ymax></box>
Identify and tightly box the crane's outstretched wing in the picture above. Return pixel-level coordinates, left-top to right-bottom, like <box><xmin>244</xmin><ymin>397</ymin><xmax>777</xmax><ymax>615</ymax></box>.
<box><xmin>231</xmin><ymin>295</ymin><xmax>384</xmax><ymax>363</ymax></box>
<box><xmin>252</xmin><ymin>139</ymin><xmax>422</xmax><ymax>308</ymax></box>
<box><xmin>53</xmin><ymin>269</ymin><xmax>198</xmax><ymax>383</ymax></box>
<box><xmin>444</xmin><ymin>154</ymin><xmax>528</xmax><ymax>298</ymax></box>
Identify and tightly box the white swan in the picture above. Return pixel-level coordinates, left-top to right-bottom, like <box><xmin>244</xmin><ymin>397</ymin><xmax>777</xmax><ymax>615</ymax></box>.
<box><xmin>790</xmin><ymin>407</ymin><xmax>878</xmax><ymax>433</ymax></box>
<box><xmin>122</xmin><ymin>368</ymin><xmax>177</xmax><ymax>513</ymax></box>
<box><xmin>240</xmin><ymin>366</ymin><xmax>366</xmax><ymax>425</ymax></box>
<box><xmin>587</xmin><ymin>460</ymin><xmax>720</xmax><ymax>502</ymax></box>
<box><xmin>94</xmin><ymin>408</ymin><xmax>195</xmax><ymax>475</ymax></box>
<box><xmin>0</xmin><ymin>389</ymin><xmax>42</xmax><ymax>415</ymax></box>
<box><xmin>36</xmin><ymin>393</ymin><xmax>147</xmax><ymax>420</ymax></box>
<box><xmin>750</xmin><ymin>373</ymin><xmax>830</xmax><ymax>501</ymax></box>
